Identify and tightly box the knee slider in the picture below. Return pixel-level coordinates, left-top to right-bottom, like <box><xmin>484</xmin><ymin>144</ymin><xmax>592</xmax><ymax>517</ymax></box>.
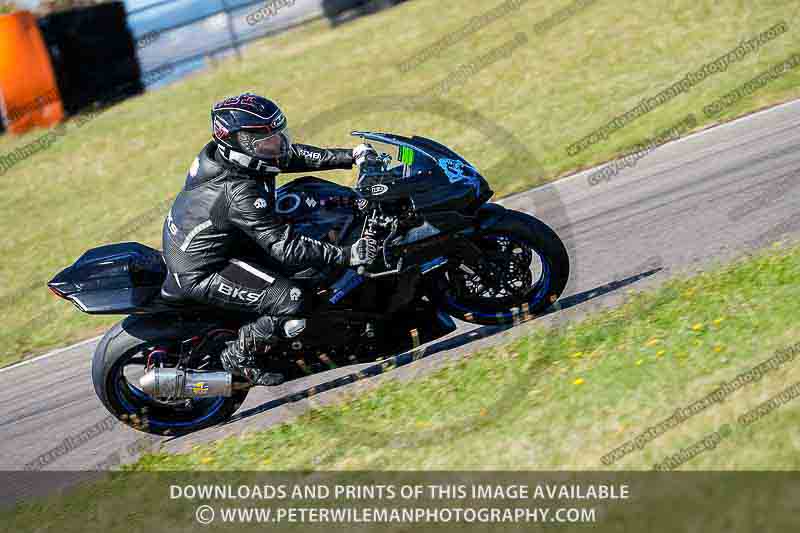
<box><xmin>281</xmin><ymin>319</ymin><xmax>306</xmax><ymax>338</ymax></box>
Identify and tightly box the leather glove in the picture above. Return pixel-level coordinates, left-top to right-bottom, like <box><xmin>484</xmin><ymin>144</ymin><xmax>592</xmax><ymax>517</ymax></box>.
<box><xmin>353</xmin><ymin>143</ymin><xmax>378</xmax><ymax>166</ymax></box>
<box><xmin>344</xmin><ymin>237</ymin><xmax>379</xmax><ymax>267</ymax></box>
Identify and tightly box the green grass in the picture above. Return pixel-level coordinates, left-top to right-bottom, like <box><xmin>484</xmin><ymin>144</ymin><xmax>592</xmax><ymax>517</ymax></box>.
<box><xmin>6</xmin><ymin>240</ymin><xmax>800</xmax><ymax>532</ymax></box>
<box><xmin>2</xmin><ymin>0</ymin><xmax>800</xmax><ymax>364</ymax></box>
<box><xmin>125</xmin><ymin>241</ymin><xmax>800</xmax><ymax>471</ymax></box>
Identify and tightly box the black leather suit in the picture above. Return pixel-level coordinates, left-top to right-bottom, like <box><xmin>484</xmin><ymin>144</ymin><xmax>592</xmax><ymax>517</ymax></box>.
<box><xmin>160</xmin><ymin>140</ymin><xmax>354</xmax><ymax>318</ymax></box>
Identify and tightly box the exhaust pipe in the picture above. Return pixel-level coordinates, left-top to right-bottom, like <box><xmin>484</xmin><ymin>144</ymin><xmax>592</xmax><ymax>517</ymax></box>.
<box><xmin>139</xmin><ymin>368</ymin><xmax>233</xmax><ymax>399</ymax></box>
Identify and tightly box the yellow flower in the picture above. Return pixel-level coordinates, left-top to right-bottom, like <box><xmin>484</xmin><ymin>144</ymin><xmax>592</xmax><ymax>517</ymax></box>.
<box><xmin>714</xmin><ymin>345</ymin><xmax>724</xmax><ymax>353</ymax></box>
<box><xmin>573</xmin><ymin>378</ymin><xmax>585</xmax><ymax>385</ymax></box>
<box><xmin>713</xmin><ymin>318</ymin><xmax>725</xmax><ymax>325</ymax></box>
<box><xmin>635</xmin><ymin>359</ymin><xmax>644</xmax><ymax>366</ymax></box>
<box><xmin>571</xmin><ymin>351</ymin><xmax>584</xmax><ymax>358</ymax></box>
<box><xmin>656</xmin><ymin>350</ymin><xmax>666</xmax><ymax>357</ymax></box>
<box><xmin>684</xmin><ymin>288</ymin><xmax>696</xmax><ymax>297</ymax></box>
<box><xmin>200</xmin><ymin>457</ymin><xmax>213</xmax><ymax>464</ymax></box>
<box><xmin>645</xmin><ymin>338</ymin><xmax>660</xmax><ymax>347</ymax></box>
<box><xmin>691</xmin><ymin>323</ymin><xmax>704</xmax><ymax>331</ymax></box>
<box><xmin>479</xmin><ymin>408</ymin><xmax>488</xmax><ymax>417</ymax></box>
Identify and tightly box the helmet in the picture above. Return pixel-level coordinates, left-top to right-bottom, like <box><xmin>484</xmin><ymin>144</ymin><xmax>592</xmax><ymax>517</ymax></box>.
<box><xmin>211</xmin><ymin>93</ymin><xmax>293</xmax><ymax>173</ymax></box>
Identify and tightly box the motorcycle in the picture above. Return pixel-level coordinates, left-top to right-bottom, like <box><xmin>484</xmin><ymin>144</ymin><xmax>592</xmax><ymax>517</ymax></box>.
<box><xmin>48</xmin><ymin>131</ymin><xmax>570</xmax><ymax>435</ymax></box>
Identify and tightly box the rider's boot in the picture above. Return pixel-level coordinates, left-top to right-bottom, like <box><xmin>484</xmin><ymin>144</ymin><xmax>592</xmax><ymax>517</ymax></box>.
<box><xmin>220</xmin><ymin>316</ymin><xmax>284</xmax><ymax>386</ymax></box>
<box><xmin>220</xmin><ymin>316</ymin><xmax>309</xmax><ymax>386</ymax></box>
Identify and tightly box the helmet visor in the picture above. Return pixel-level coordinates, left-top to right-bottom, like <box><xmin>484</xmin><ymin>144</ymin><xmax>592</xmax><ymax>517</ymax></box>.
<box><xmin>237</xmin><ymin>128</ymin><xmax>292</xmax><ymax>160</ymax></box>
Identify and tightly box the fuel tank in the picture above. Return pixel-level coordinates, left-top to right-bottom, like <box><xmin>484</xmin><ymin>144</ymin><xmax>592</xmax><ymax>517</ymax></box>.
<box><xmin>275</xmin><ymin>176</ymin><xmax>358</xmax><ymax>244</ymax></box>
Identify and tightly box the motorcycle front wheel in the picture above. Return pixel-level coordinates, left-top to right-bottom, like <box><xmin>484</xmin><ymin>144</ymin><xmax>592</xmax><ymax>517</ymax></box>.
<box><xmin>438</xmin><ymin>209</ymin><xmax>570</xmax><ymax>326</ymax></box>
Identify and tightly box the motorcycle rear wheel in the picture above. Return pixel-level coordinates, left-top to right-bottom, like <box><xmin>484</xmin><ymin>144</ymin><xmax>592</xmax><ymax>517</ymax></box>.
<box><xmin>91</xmin><ymin>316</ymin><xmax>249</xmax><ymax>436</ymax></box>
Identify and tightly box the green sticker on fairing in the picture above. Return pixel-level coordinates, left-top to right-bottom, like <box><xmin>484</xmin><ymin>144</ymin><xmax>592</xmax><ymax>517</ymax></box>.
<box><xmin>399</xmin><ymin>146</ymin><xmax>415</xmax><ymax>166</ymax></box>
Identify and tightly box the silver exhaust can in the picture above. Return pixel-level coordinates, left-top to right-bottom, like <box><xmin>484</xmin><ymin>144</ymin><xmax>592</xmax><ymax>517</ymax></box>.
<box><xmin>139</xmin><ymin>368</ymin><xmax>232</xmax><ymax>399</ymax></box>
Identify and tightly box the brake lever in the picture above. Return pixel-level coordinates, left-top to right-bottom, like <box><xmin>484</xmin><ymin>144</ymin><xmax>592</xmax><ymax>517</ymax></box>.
<box><xmin>357</xmin><ymin>257</ymin><xmax>404</xmax><ymax>279</ymax></box>
<box><xmin>383</xmin><ymin>221</ymin><xmax>399</xmax><ymax>269</ymax></box>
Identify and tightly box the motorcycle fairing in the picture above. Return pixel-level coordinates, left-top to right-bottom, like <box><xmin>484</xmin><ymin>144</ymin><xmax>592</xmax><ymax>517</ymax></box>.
<box><xmin>350</xmin><ymin>131</ymin><xmax>493</xmax><ymax>212</ymax></box>
<box><xmin>48</xmin><ymin>242</ymin><xmax>166</xmax><ymax>314</ymax></box>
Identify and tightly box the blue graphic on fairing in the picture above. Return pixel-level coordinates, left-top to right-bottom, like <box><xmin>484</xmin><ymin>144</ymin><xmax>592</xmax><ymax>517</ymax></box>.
<box><xmin>438</xmin><ymin>158</ymin><xmax>482</xmax><ymax>197</ymax></box>
<box><xmin>420</xmin><ymin>257</ymin><xmax>448</xmax><ymax>274</ymax></box>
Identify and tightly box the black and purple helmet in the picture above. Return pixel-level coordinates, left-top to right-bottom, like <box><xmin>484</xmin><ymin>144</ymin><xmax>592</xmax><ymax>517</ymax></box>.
<box><xmin>211</xmin><ymin>93</ymin><xmax>292</xmax><ymax>172</ymax></box>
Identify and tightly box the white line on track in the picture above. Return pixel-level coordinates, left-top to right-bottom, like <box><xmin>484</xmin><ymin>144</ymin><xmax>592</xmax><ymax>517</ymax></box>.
<box><xmin>0</xmin><ymin>335</ymin><xmax>102</xmax><ymax>374</ymax></box>
<box><xmin>504</xmin><ymin>98</ymin><xmax>800</xmax><ymax>200</ymax></box>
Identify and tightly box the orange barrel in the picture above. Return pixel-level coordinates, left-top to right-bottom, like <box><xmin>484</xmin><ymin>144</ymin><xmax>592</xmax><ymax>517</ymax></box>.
<box><xmin>0</xmin><ymin>11</ymin><xmax>64</xmax><ymax>134</ymax></box>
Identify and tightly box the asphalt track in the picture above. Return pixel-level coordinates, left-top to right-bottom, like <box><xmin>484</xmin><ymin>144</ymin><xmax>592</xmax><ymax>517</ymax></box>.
<box><xmin>1</xmin><ymin>99</ymin><xmax>799</xmax><ymax>502</ymax></box>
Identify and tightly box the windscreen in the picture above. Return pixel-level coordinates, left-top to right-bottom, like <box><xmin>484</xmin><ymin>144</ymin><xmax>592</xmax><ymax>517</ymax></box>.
<box><xmin>352</xmin><ymin>131</ymin><xmax>439</xmax><ymax>179</ymax></box>
<box><xmin>352</xmin><ymin>131</ymin><xmax>485</xmax><ymax>197</ymax></box>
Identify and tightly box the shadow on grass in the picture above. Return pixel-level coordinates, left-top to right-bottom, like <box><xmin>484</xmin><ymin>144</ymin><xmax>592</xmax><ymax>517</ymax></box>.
<box><xmin>162</xmin><ymin>265</ymin><xmax>661</xmax><ymax>440</ymax></box>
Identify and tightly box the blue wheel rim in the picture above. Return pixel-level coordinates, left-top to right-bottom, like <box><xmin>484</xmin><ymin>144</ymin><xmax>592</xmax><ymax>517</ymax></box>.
<box><xmin>445</xmin><ymin>236</ymin><xmax>553</xmax><ymax>320</ymax></box>
<box><xmin>112</xmin><ymin>351</ymin><xmax>227</xmax><ymax>430</ymax></box>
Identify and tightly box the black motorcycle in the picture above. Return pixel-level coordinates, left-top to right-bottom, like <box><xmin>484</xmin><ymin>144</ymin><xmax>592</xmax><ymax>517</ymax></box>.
<box><xmin>48</xmin><ymin>132</ymin><xmax>569</xmax><ymax>435</ymax></box>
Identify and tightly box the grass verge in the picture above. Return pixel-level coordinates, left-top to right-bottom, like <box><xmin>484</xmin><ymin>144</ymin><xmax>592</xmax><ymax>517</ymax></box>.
<box><xmin>126</xmin><ymin>242</ymin><xmax>800</xmax><ymax>471</ymax></box>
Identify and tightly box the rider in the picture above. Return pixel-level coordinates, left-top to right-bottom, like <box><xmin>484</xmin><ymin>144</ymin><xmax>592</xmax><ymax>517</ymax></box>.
<box><xmin>161</xmin><ymin>93</ymin><xmax>379</xmax><ymax>386</ymax></box>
